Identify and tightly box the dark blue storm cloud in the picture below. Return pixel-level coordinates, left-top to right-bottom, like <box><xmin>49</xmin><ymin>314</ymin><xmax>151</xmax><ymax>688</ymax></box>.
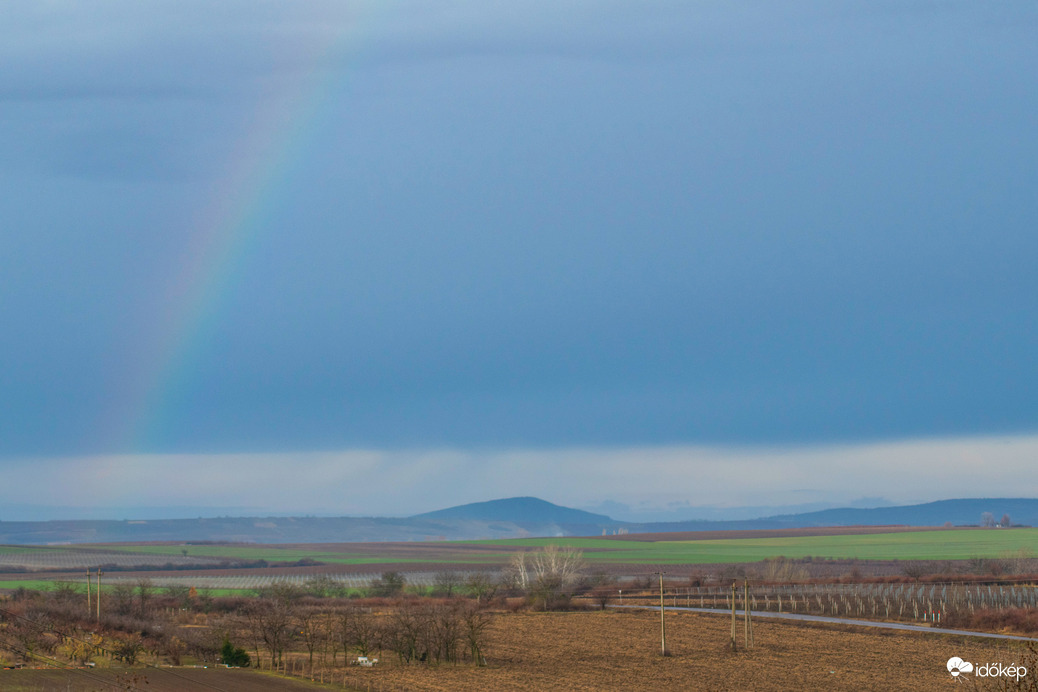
<box><xmin>2</xmin><ymin>1</ymin><xmax>1036</xmax><ymax>457</ymax></box>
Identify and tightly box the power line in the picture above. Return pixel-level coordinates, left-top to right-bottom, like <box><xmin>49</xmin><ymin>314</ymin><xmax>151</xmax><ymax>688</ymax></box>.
<box><xmin>0</xmin><ymin>639</ymin><xmax>124</xmax><ymax>690</ymax></box>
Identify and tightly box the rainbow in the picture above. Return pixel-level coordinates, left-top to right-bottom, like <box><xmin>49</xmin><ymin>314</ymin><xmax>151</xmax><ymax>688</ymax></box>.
<box><xmin>105</xmin><ymin>8</ymin><xmax>379</xmax><ymax>453</ymax></box>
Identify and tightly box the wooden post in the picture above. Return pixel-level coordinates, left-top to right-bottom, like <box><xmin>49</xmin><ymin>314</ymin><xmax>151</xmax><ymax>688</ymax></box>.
<box><xmin>656</xmin><ymin>571</ymin><xmax>668</xmax><ymax>655</ymax></box>
<box><xmin>86</xmin><ymin>570</ymin><xmax>91</xmax><ymax>615</ymax></box>
<box><xmin>744</xmin><ymin>579</ymin><xmax>753</xmax><ymax>649</ymax></box>
<box><xmin>96</xmin><ymin>570</ymin><xmax>103</xmax><ymax>622</ymax></box>
<box><xmin>730</xmin><ymin>581</ymin><xmax>737</xmax><ymax>652</ymax></box>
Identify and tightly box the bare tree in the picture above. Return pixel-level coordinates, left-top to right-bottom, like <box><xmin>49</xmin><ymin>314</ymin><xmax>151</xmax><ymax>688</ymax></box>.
<box><xmin>334</xmin><ymin>607</ymin><xmax>353</xmax><ymax>663</ymax></box>
<box><xmin>164</xmin><ymin>635</ymin><xmax>185</xmax><ymax>666</ymax></box>
<box><xmin>381</xmin><ymin>602</ymin><xmax>474</xmax><ymax>665</ymax></box>
<box><xmin>4</xmin><ymin>607</ymin><xmax>53</xmax><ymax>663</ymax></box>
<box><xmin>48</xmin><ymin>582</ymin><xmax>81</xmax><ymax>610</ymax></box>
<box><xmin>370</xmin><ymin>571</ymin><xmax>406</xmax><ymax>597</ymax></box>
<box><xmin>114</xmin><ymin>634</ymin><xmax>144</xmax><ymax>665</ymax></box>
<box><xmin>182</xmin><ymin>626</ymin><xmax>222</xmax><ymax>664</ymax></box>
<box><xmin>1001</xmin><ymin>513</ymin><xmax>1011</xmax><ymax>528</ymax></box>
<box><xmin>433</xmin><ymin>571</ymin><xmax>462</xmax><ymax>598</ymax></box>
<box><xmin>110</xmin><ymin>583</ymin><xmax>136</xmax><ymax>616</ymax></box>
<box><xmin>244</xmin><ymin>598</ymin><xmax>295</xmax><ymax>670</ymax></box>
<box><xmin>461</xmin><ymin>601</ymin><xmax>492</xmax><ymax>666</ymax></box>
<box><xmin>900</xmin><ymin>561</ymin><xmax>928</xmax><ymax>581</ymax></box>
<box><xmin>253</xmin><ymin>580</ymin><xmax>304</xmax><ymax>603</ymax></box>
<box><xmin>981</xmin><ymin>512</ymin><xmax>996</xmax><ymax>528</ymax></box>
<box><xmin>427</xmin><ymin>603</ymin><xmax>463</xmax><ymax>664</ymax></box>
<box><xmin>525</xmin><ymin>545</ymin><xmax>587</xmax><ymax>608</ymax></box>
<box><xmin>339</xmin><ymin>606</ymin><xmax>380</xmax><ymax>659</ymax></box>
<box><xmin>136</xmin><ymin>578</ymin><xmax>154</xmax><ymax>618</ymax></box>
<box><xmin>465</xmin><ymin>571</ymin><xmax>498</xmax><ymax>603</ymax></box>
<box><xmin>164</xmin><ymin>585</ymin><xmax>191</xmax><ymax>609</ymax></box>
<box><xmin>387</xmin><ymin>602</ymin><xmax>423</xmax><ymax>663</ymax></box>
<box><xmin>530</xmin><ymin>545</ymin><xmax>586</xmax><ymax>589</ymax></box>
<box><xmin>305</xmin><ymin>575</ymin><xmax>347</xmax><ymax>599</ymax></box>
<box><xmin>759</xmin><ymin>557</ymin><xmax>808</xmax><ymax>583</ymax></box>
<box><xmin>506</xmin><ymin>552</ymin><xmax>529</xmax><ymax>591</ymax></box>
<box><xmin>590</xmin><ymin>585</ymin><xmax>613</xmax><ymax>610</ymax></box>
<box><xmin>296</xmin><ymin>606</ymin><xmax>326</xmax><ymax>675</ymax></box>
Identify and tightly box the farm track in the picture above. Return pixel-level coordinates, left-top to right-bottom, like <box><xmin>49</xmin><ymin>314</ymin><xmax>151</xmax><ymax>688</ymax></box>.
<box><xmin>611</xmin><ymin>604</ymin><xmax>1038</xmax><ymax>642</ymax></box>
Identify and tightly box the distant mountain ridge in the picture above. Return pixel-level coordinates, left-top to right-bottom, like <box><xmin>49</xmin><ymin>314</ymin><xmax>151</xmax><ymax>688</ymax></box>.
<box><xmin>621</xmin><ymin>497</ymin><xmax>1037</xmax><ymax>534</ymax></box>
<box><xmin>411</xmin><ymin>496</ymin><xmax>611</xmax><ymax>525</ymax></box>
<box><xmin>0</xmin><ymin>497</ymin><xmax>1034</xmax><ymax>544</ymax></box>
<box><xmin>762</xmin><ymin>498</ymin><xmax>1035</xmax><ymax>528</ymax></box>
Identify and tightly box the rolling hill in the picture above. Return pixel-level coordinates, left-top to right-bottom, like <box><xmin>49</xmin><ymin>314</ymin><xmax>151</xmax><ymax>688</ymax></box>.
<box><xmin>412</xmin><ymin>496</ymin><xmax>611</xmax><ymax>525</ymax></box>
<box><xmin>0</xmin><ymin>497</ymin><xmax>1034</xmax><ymax>544</ymax></box>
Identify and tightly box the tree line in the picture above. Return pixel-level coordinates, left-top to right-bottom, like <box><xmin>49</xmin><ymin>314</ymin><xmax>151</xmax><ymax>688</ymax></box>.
<box><xmin>0</xmin><ymin>544</ymin><xmax>591</xmax><ymax>674</ymax></box>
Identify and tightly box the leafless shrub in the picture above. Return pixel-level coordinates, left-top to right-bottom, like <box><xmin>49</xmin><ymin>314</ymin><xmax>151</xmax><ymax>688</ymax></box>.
<box><xmin>900</xmin><ymin>561</ymin><xmax>929</xmax><ymax>581</ymax></box>
<box><xmin>110</xmin><ymin>583</ymin><xmax>136</xmax><ymax>616</ymax></box>
<box><xmin>590</xmin><ymin>585</ymin><xmax>614</xmax><ymax>610</ymax></box>
<box><xmin>253</xmin><ymin>580</ymin><xmax>304</xmax><ymax>603</ymax></box>
<box><xmin>113</xmin><ymin>634</ymin><xmax>145</xmax><ymax>664</ymax></box>
<box><xmin>758</xmin><ymin>557</ymin><xmax>808</xmax><ymax>583</ymax></box>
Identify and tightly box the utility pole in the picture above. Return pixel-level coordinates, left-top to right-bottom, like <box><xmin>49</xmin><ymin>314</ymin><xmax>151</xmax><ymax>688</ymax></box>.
<box><xmin>654</xmin><ymin>571</ymin><xmax>668</xmax><ymax>655</ymax></box>
<box><xmin>730</xmin><ymin>581</ymin><xmax>737</xmax><ymax>652</ymax></box>
<box><xmin>744</xmin><ymin>578</ymin><xmax>753</xmax><ymax>649</ymax></box>
<box><xmin>86</xmin><ymin>570</ymin><xmax>91</xmax><ymax>614</ymax></box>
<box><xmin>96</xmin><ymin>569</ymin><xmax>103</xmax><ymax>622</ymax></box>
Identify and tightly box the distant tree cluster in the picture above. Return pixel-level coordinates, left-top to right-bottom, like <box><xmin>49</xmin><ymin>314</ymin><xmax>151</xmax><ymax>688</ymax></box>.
<box><xmin>369</xmin><ymin>571</ymin><xmax>406</xmax><ymax>597</ymax></box>
<box><xmin>980</xmin><ymin>512</ymin><xmax>1012</xmax><ymax>528</ymax></box>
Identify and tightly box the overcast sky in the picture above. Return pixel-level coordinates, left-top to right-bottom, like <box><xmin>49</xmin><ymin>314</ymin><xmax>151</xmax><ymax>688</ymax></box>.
<box><xmin>3</xmin><ymin>1</ymin><xmax>1037</xmax><ymax>520</ymax></box>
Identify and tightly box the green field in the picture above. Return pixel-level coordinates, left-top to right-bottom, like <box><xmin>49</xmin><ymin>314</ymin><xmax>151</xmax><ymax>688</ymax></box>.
<box><xmin>0</xmin><ymin>580</ymin><xmax>250</xmax><ymax>597</ymax></box>
<box><xmin>71</xmin><ymin>543</ymin><xmax>500</xmax><ymax>565</ymax></box>
<box><xmin>4</xmin><ymin>528</ymin><xmax>1037</xmax><ymax>575</ymax></box>
<box><xmin>0</xmin><ymin>579</ymin><xmax>68</xmax><ymax>591</ymax></box>
<box><xmin>81</xmin><ymin>544</ymin><xmax>368</xmax><ymax>561</ymax></box>
<box><xmin>0</xmin><ymin>546</ymin><xmax>67</xmax><ymax>555</ymax></box>
<box><xmin>476</xmin><ymin>528</ymin><xmax>1038</xmax><ymax>564</ymax></box>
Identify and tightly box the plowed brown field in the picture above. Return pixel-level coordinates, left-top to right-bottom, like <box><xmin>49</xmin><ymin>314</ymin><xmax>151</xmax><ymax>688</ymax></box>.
<box><xmin>0</xmin><ymin>667</ymin><xmax>331</xmax><ymax>691</ymax></box>
<box><xmin>339</xmin><ymin>609</ymin><xmax>1032</xmax><ymax>691</ymax></box>
<box><xmin>2</xmin><ymin>609</ymin><xmax>1031</xmax><ymax>691</ymax></box>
